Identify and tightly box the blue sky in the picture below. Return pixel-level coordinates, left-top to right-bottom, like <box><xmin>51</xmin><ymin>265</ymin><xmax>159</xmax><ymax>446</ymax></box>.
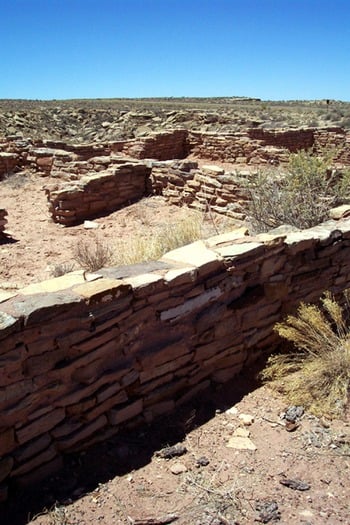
<box><xmin>1</xmin><ymin>0</ymin><xmax>349</xmax><ymax>101</ymax></box>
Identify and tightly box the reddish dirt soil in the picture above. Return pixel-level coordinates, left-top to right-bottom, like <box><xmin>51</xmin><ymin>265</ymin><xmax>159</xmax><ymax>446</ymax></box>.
<box><xmin>1</xmin><ymin>170</ymin><xmax>349</xmax><ymax>525</ymax></box>
<box><xmin>0</xmin><ymin>170</ymin><xmax>232</xmax><ymax>289</ymax></box>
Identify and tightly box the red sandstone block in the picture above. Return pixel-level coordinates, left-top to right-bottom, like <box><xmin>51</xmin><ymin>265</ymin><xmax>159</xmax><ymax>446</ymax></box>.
<box><xmin>66</xmin><ymin>395</ymin><xmax>96</xmax><ymax>417</ymax></box>
<box><xmin>0</xmin><ymin>379</ymin><xmax>34</xmax><ymax>411</ymax></box>
<box><xmin>85</xmin><ymin>389</ymin><xmax>128</xmax><ymax>421</ymax></box>
<box><xmin>140</xmin><ymin>353</ymin><xmax>192</xmax><ymax>384</ymax></box>
<box><xmin>139</xmin><ymin>373</ymin><xmax>174</xmax><ymax>395</ymax></box>
<box><xmin>14</xmin><ymin>433</ymin><xmax>52</xmax><ymax>464</ymax></box>
<box><xmin>14</xmin><ymin>456</ymin><xmax>63</xmax><ymax>487</ymax></box>
<box><xmin>50</xmin><ymin>418</ymin><xmax>83</xmax><ymax>439</ymax></box>
<box><xmin>0</xmin><ymin>456</ymin><xmax>14</xmax><ymax>483</ymax></box>
<box><xmin>56</xmin><ymin>415</ymin><xmax>107</xmax><ymax>452</ymax></box>
<box><xmin>0</xmin><ymin>336</ymin><xmax>21</xmax><ymax>356</ymax></box>
<box><xmin>145</xmin><ymin>291</ymin><xmax>170</xmax><ymax>306</ymax></box>
<box><xmin>244</xmin><ymin>325</ymin><xmax>274</xmax><ymax>348</ymax></box>
<box><xmin>138</xmin><ymin>341</ymin><xmax>190</xmax><ymax>369</ymax></box>
<box><xmin>214</xmin><ymin>317</ymin><xmax>240</xmax><ymax>339</ymax></box>
<box><xmin>170</xmin><ymin>283</ymin><xmax>205</xmax><ymax>300</ymax></box>
<box><xmin>54</xmin><ymin>367</ymin><xmax>130</xmax><ymax>408</ymax></box>
<box><xmin>0</xmin><ymin>345</ymin><xmax>26</xmax><ymax>369</ymax></box>
<box><xmin>264</xmin><ymin>281</ymin><xmax>289</xmax><ymax>301</ymax></box>
<box><xmin>16</xmin><ymin>408</ymin><xmax>65</xmax><ymax>445</ymax></box>
<box><xmin>0</xmin><ymin>428</ymin><xmax>16</xmax><ymax>456</ymax></box>
<box><xmin>204</xmin><ymin>347</ymin><xmax>246</xmax><ymax>371</ymax></box>
<box><xmin>194</xmin><ymin>334</ymin><xmax>242</xmax><ymax>362</ymax></box>
<box><xmin>242</xmin><ymin>301</ymin><xmax>280</xmax><ymax>325</ymax></box>
<box><xmin>72</xmin><ymin>325</ymin><xmax>120</xmax><ymax>353</ymax></box>
<box><xmin>117</xmin><ymin>305</ymin><xmax>156</xmax><ymax>329</ymax></box>
<box><xmin>144</xmin><ymin>377</ymin><xmax>188</xmax><ymax>407</ymax></box>
<box><xmin>11</xmin><ymin>443</ymin><xmax>57</xmax><ymax>477</ymax></box>
<box><xmin>95</xmin><ymin>382</ymin><xmax>121</xmax><ymax>404</ymax></box>
<box><xmin>108</xmin><ymin>399</ymin><xmax>143</xmax><ymax>426</ymax></box>
<box><xmin>144</xmin><ymin>400</ymin><xmax>175</xmax><ymax>423</ymax></box>
<box><xmin>24</xmin><ymin>346</ymin><xmax>70</xmax><ymax>376</ymax></box>
<box><xmin>121</xmin><ymin>369</ymin><xmax>139</xmax><ymax>387</ymax></box>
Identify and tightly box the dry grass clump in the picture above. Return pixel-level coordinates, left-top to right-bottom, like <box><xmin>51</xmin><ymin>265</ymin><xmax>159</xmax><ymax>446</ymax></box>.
<box><xmin>261</xmin><ymin>291</ymin><xmax>350</xmax><ymax>418</ymax></box>
<box><xmin>72</xmin><ymin>213</ymin><xmax>203</xmax><ymax>271</ymax></box>
<box><xmin>73</xmin><ymin>235</ymin><xmax>113</xmax><ymax>272</ymax></box>
<box><xmin>113</xmin><ymin>212</ymin><xmax>203</xmax><ymax>266</ymax></box>
<box><xmin>50</xmin><ymin>261</ymin><xmax>76</xmax><ymax>277</ymax></box>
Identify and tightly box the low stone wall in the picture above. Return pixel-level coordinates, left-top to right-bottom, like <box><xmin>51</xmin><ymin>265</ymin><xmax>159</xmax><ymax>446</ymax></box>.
<box><xmin>314</xmin><ymin>128</ymin><xmax>350</xmax><ymax>164</ymax></box>
<box><xmin>0</xmin><ymin>152</ymin><xmax>19</xmax><ymax>177</ymax></box>
<box><xmin>188</xmin><ymin>130</ymin><xmax>290</xmax><ymax>165</ymax></box>
<box><xmin>188</xmin><ymin>127</ymin><xmax>350</xmax><ymax>165</ymax></box>
<box><xmin>0</xmin><ymin>208</ymin><xmax>8</xmax><ymax>237</ymax></box>
<box><xmin>151</xmin><ymin>160</ymin><xmax>249</xmax><ymax>221</ymax></box>
<box><xmin>1</xmin><ymin>218</ymin><xmax>350</xmax><ymax>498</ymax></box>
<box><xmin>45</xmin><ymin>161</ymin><xmax>152</xmax><ymax>225</ymax></box>
<box><xmin>247</xmin><ymin>128</ymin><xmax>315</xmax><ymax>152</ymax></box>
<box><xmin>1</xmin><ymin>127</ymin><xmax>350</xmax><ymax>178</ymax></box>
<box><xmin>110</xmin><ymin>129</ymin><xmax>188</xmax><ymax>160</ymax></box>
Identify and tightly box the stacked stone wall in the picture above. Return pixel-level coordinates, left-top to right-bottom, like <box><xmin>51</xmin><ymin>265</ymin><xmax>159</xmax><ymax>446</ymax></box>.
<box><xmin>188</xmin><ymin>127</ymin><xmax>350</xmax><ymax>165</ymax></box>
<box><xmin>0</xmin><ymin>152</ymin><xmax>19</xmax><ymax>177</ymax></box>
<box><xmin>151</xmin><ymin>161</ymin><xmax>249</xmax><ymax>221</ymax></box>
<box><xmin>1</xmin><ymin>127</ymin><xmax>350</xmax><ymax>178</ymax></box>
<box><xmin>111</xmin><ymin>129</ymin><xmax>188</xmax><ymax>160</ymax></box>
<box><xmin>313</xmin><ymin>127</ymin><xmax>350</xmax><ymax>164</ymax></box>
<box><xmin>1</xmin><ymin>218</ymin><xmax>350</xmax><ymax>498</ymax></box>
<box><xmin>45</xmin><ymin>161</ymin><xmax>152</xmax><ymax>225</ymax></box>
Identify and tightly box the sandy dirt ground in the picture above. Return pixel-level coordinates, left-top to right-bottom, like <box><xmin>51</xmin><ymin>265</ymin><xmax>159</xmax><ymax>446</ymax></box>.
<box><xmin>1</xmin><ymin>376</ymin><xmax>349</xmax><ymax>525</ymax></box>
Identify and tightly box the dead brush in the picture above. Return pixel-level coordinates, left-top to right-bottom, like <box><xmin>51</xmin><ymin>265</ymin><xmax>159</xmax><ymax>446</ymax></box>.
<box><xmin>180</xmin><ymin>463</ymin><xmax>242</xmax><ymax>523</ymax></box>
<box><xmin>50</xmin><ymin>261</ymin><xmax>76</xmax><ymax>277</ymax></box>
<box><xmin>73</xmin><ymin>235</ymin><xmax>113</xmax><ymax>272</ymax></box>
<box><xmin>261</xmin><ymin>290</ymin><xmax>350</xmax><ymax>418</ymax></box>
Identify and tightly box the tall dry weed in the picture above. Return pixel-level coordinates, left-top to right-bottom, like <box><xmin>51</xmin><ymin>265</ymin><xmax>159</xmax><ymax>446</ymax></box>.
<box><xmin>261</xmin><ymin>291</ymin><xmax>350</xmax><ymax>417</ymax></box>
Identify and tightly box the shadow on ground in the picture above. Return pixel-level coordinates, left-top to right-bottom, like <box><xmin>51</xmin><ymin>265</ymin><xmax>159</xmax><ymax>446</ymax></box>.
<box><xmin>0</xmin><ymin>234</ymin><xmax>18</xmax><ymax>245</ymax></box>
<box><xmin>0</xmin><ymin>362</ymin><xmax>264</xmax><ymax>525</ymax></box>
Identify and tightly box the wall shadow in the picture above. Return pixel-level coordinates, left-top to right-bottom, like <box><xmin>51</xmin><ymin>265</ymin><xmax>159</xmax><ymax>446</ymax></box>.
<box><xmin>0</xmin><ymin>360</ymin><xmax>265</xmax><ymax>525</ymax></box>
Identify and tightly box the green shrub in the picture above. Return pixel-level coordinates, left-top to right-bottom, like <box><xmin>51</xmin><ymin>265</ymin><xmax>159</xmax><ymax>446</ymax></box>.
<box><xmin>244</xmin><ymin>148</ymin><xmax>348</xmax><ymax>232</ymax></box>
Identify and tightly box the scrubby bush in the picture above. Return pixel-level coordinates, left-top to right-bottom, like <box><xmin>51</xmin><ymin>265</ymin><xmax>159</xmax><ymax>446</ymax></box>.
<box><xmin>244</xmin><ymin>148</ymin><xmax>350</xmax><ymax>232</ymax></box>
<box><xmin>261</xmin><ymin>291</ymin><xmax>350</xmax><ymax>418</ymax></box>
<box><xmin>73</xmin><ymin>235</ymin><xmax>113</xmax><ymax>272</ymax></box>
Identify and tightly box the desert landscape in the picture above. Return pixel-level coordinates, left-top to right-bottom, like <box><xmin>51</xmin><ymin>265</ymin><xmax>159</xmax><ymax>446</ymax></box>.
<box><xmin>1</xmin><ymin>97</ymin><xmax>350</xmax><ymax>525</ymax></box>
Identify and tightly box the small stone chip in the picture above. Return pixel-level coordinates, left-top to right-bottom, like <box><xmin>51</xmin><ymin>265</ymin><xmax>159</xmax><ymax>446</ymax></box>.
<box><xmin>156</xmin><ymin>444</ymin><xmax>187</xmax><ymax>459</ymax></box>
<box><xmin>255</xmin><ymin>500</ymin><xmax>281</xmax><ymax>523</ymax></box>
<box><xmin>195</xmin><ymin>456</ymin><xmax>210</xmax><ymax>467</ymax></box>
<box><xmin>239</xmin><ymin>413</ymin><xmax>255</xmax><ymax>425</ymax></box>
<box><xmin>169</xmin><ymin>462</ymin><xmax>188</xmax><ymax>475</ymax></box>
<box><xmin>226</xmin><ymin>436</ymin><xmax>257</xmax><ymax>450</ymax></box>
<box><xmin>233</xmin><ymin>427</ymin><xmax>250</xmax><ymax>437</ymax></box>
<box><xmin>279</xmin><ymin>478</ymin><xmax>310</xmax><ymax>491</ymax></box>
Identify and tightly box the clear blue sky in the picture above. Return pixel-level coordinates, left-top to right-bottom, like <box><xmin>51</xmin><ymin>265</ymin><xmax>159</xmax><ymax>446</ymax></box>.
<box><xmin>1</xmin><ymin>0</ymin><xmax>349</xmax><ymax>101</ymax></box>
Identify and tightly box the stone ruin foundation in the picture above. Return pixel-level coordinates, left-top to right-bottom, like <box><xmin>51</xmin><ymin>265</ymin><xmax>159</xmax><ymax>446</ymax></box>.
<box><xmin>0</xmin><ymin>217</ymin><xmax>350</xmax><ymax>500</ymax></box>
<box><xmin>1</xmin><ymin>124</ymin><xmax>350</xmax><ymax>501</ymax></box>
